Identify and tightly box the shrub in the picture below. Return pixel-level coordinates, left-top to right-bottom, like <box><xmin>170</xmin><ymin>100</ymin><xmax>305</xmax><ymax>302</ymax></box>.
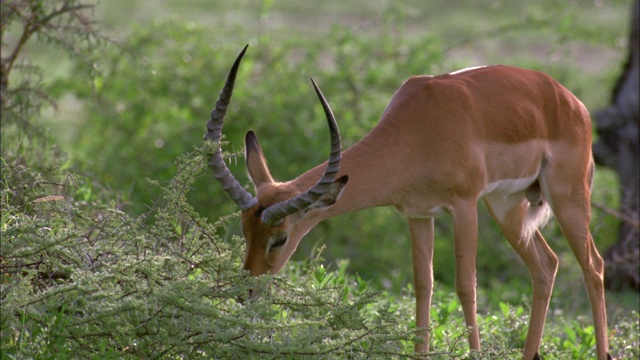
<box><xmin>1</xmin><ymin>145</ymin><xmax>418</xmax><ymax>358</ymax></box>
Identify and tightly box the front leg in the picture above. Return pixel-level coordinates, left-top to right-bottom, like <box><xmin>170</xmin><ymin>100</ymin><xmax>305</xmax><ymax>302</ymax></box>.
<box><xmin>451</xmin><ymin>202</ymin><xmax>481</xmax><ymax>351</ymax></box>
<box><xmin>408</xmin><ymin>217</ymin><xmax>435</xmax><ymax>352</ymax></box>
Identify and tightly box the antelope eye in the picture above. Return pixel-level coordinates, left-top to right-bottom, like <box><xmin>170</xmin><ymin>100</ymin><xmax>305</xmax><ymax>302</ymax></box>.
<box><xmin>269</xmin><ymin>234</ymin><xmax>287</xmax><ymax>250</ymax></box>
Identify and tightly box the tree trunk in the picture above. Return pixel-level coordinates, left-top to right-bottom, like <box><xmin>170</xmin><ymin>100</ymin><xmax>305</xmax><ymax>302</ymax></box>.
<box><xmin>592</xmin><ymin>0</ymin><xmax>639</xmax><ymax>291</ymax></box>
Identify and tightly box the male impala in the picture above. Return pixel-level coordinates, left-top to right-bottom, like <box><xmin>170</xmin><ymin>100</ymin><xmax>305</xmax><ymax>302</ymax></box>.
<box><xmin>204</xmin><ymin>45</ymin><xmax>611</xmax><ymax>359</ymax></box>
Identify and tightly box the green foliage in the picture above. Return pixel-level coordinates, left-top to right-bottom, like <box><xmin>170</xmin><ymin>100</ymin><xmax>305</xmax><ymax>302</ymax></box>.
<box><xmin>1</xmin><ymin>144</ymin><xmax>418</xmax><ymax>358</ymax></box>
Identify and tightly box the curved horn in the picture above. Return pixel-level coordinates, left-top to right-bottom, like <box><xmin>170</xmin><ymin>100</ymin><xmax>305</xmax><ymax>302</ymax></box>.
<box><xmin>261</xmin><ymin>78</ymin><xmax>342</xmax><ymax>225</ymax></box>
<box><xmin>204</xmin><ymin>45</ymin><xmax>258</xmax><ymax>211</ymax></box>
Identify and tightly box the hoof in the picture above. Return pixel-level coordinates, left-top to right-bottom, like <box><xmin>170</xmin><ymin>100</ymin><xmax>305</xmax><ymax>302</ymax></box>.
<box><xmin>607</xmin><ymin>353</ymin><xmax>613</xmax><ymax>360</ymax></box>
<box><xmin>532</xmin><ymin>353</ymin><xmax>542</xmax><ymax>360</ymax></box>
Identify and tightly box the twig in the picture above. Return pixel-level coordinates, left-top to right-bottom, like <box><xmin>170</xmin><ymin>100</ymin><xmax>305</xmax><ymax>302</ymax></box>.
<box><xmin>591</xmin><ymin>202</ymin><xmax>640</xmax><ymax>228</ymax></box>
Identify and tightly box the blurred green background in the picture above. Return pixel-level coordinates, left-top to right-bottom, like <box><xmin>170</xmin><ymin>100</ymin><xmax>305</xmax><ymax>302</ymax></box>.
<box><xmin>17</xmin><ymin>0</ymin><xmax>635</xmax><ymax>313</ymax></box>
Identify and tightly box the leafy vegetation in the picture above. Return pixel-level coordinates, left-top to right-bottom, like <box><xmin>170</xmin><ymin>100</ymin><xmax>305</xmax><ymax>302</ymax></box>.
<box><xmin>2</xmin><ymin>0</ymin><xmax>638</xmax><ymax>358</ymax></box>
<box><xmin>1</xmin><ymin>144</ymin><xmax>418</xmax><ymax>358</ymax></box>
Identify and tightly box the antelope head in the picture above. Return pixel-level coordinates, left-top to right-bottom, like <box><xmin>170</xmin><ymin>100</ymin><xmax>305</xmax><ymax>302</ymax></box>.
<box><xmin>204</xmin><ymin>45</ymin><xmax>348</xmax><ymax>276</ymax></box>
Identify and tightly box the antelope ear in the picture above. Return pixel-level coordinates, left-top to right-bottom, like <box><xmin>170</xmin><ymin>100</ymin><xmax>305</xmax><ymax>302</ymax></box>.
<box><xmin>303</xmin><ymin>175</ymin><xmax>349</xmax><ymax>214</ymax></box>
<box><xmin>245</xmin><ymin>130</ymin><xmax>274</xmax><ymax>187</ymax></box>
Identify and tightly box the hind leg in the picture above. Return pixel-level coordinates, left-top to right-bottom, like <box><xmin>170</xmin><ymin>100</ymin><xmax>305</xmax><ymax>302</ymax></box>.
<box><xmin>542</xmin><ymin>165</ymin><xmax>610</xmax><ymax>359</ymax></box>
<box><xmin>450</xmin><ymin>200</ymin><xmax>481</xmax><ymax>351</ymax></box>
<box><xmin>484</xmin><ymin>193</ymin><xmax>558</xmax><ymax>360</ymax></box>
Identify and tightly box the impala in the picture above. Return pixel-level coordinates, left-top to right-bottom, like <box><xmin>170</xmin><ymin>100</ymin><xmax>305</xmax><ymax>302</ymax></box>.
<box><xmin>204</xmin><ymin>45</ymin><xmax>611</xmax><ymax>360</ymax></box>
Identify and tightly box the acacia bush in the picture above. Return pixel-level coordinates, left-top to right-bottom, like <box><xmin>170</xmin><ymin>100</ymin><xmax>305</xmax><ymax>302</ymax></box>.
<box><xmin>1</xmin><ymin>142</ymin><xmax>421</xmax><ymax>358</ymax></box>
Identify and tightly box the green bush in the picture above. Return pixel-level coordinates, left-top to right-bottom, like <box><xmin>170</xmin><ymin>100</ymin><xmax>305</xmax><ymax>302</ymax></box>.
<box><xmin>1</xmin><ymin>143</ymin><xmax>420</xmax><ymax>358</ymax></box>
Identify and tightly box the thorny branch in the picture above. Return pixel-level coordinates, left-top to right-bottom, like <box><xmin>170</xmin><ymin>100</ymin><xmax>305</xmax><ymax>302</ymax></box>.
<box><xmin>1</xmin><ymin>0</ymin><xmax>115</xmax><ymax>109</ymax></box>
